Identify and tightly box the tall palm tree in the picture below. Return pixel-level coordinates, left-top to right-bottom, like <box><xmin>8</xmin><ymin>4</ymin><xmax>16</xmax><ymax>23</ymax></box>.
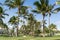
<box><xmin>46</xmin><ymin>4</ymin><xmax>60</xmax><ymax>36</ymax></box>
<box><xmin>46</xmin><ymin>0</ymin><xmax>60</xmax><ymax>27</ymax></box>
<box><xmin>9</xmin><ymin>16</ymin><xmax>18</xmax><ymax>36</ymax></box>
<box><xmin>32</xmin><ymin>0</ymin><xmax>49</xmax><ymax>37</ymax></box>
<box><xmin>45</xmin><ymin>4</ymin><xmax>56</xmax><ymax>36</ymax></box>
<box><xmin>46</xmin><ymin>4</ymin><xmax>55</xmax><ymax>26</ymax></box>
<box><xmin>5</xmin><ymin>0</ymin><xmax>28</xmax><ymax>36</ymax></box>
<box><xmin>0</xmin><ymin>6</ymin><xmax>9</xmax><ymax>35</ymax></box>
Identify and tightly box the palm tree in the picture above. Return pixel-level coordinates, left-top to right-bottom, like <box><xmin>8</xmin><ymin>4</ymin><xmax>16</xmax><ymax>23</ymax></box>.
<box><xmin>32</xmin><ymin>0</ymin><xmax>49</xmax><ymax>37</ymax></box>
<box><xmin>0</xmin><ymin>6</ymin><xmax>9</xmax><ymax>36</ymax></box>
<box><xmin>34</xmin><ymin>21</ymin><xmax>41</xmax><ymax>36</ymax></box>
<box><xmin>45</xmin><ymin>4</ymin><xmax>56</xmax><ymax>36</ymax></box>
<box><xmin>23</xmin><ymin>14</ymin><xmax>41</xmax><ymax>35</ymax></box>
<box><xmin>46</xmin><ymin>4</ymin><xmax>60</xmax><ymax>36</ymax></box>
<box><xmin>34</xmin><ymin>21</ymin><xmax>41</xmax><ymax>31</ymax></box>
<box><xmin>27</xmin><ymin>14</ymin><xmax>35</xmax><ymax>32</ymax></box>
<box><xmin>23</xmin><ymin>14</ymin><xmax>36</xmax><ymax>35</ymax></box>
<box><xmin>9</xmin><ymin>16</ymin><xmax>18</xmax><ymax>36</ymax></box>
<box><xmin>0</xmin><ymin>6</ymin><xmax>8</xmax><ymax>28</ymax></box>
<box><xmin>47</xmin><ymin>1</ymin><xmax>60</xmax><ymax>26</ymax></box>
<box><xmin>49</xmin><ymin>24</ymin><xmax>57</xmax><ymax>36</ymax></box>
<box><xmin>49</xmin><ymin>24</ymin><xmax>56</xmax><ymax>30</ymax></box>
<box><xmin>5</xmin><ymin>0</ymin><xmax>28</xmax><ymax>36</ymax></box>
<box><xmin>46</xmin><ymin>4</ymin><xmax>55</xmax><ymax>26</ymax></box>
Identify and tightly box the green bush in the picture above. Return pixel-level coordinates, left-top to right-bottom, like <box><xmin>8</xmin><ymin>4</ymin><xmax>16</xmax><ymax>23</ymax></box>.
<box><xmin>34</xmin><ymin>30</ymin><xmax>41</xmax><ymax>36</ymax></box>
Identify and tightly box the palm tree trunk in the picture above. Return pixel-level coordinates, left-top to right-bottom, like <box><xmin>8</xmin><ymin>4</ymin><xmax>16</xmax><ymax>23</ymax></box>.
<box><xmin>15</xmin><ymin>6</ymin><xmax>20</xmax><ymax>37</ymax></box>
<box><xmin>48</xmin><ymin>13</ymin><xmax>50</xmax><ymax>36</ymax></box>
<box><xmin>42</xmin><ymin>15</ymin><xmax>45</xmax><ymax>37</ymax></box>
<box><xmin>48</xmin><ymin>14</ymin><xmax>50</xmax><ymax>26</ymax></box>
<box><xmin>34</xmin><ymin>24</ymin><xmax>35</xmax><ymax>32</ymax></box>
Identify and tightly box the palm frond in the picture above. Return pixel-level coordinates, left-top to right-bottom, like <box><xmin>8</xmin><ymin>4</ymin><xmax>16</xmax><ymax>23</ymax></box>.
<box><xmin>5</xmin><ymin>0</ymin><xmax>16</xmax><ymax>9</ymax></box>
<box><xmin>5</xmin><ymin>0</ymin><xmax>10</xmax><ymax>3</ymax></box>
<box><xmin>32</xmin><ymin>10</ymin><xmax>40</xmax><ymax>13</ymax></box>
<box><xmin>2</xmin><ymin>23</ymin><xmax>8</xmax><ymax>28</ymax></box>
<box><xmin>40</xmin><ymin>0</ymin><xmax>45</xmax><ymax>4</ymax></box>
<box><xmin>0</xmin><ymin>19</ymin><xmax>3</xmax><ymax>23</ymax></box>
<box><xmin>0</xmin><ymin>7</ymin><xmax>3</xmax><ymax>13</ymax></box>
<box><xmin>45</xmin><ymin>0</ymin><xmax>49</xmax><ymax>6</ymax></box>
<box><xmin>3</xmin><ymin>13</ymin><xmax>9</xmax><ymax>16</ymax></box>
<box><xmin>34</xmin><ymin>1</ymin><xmax>41</xmax><ymax>10</ymax></box>
<box><xmin>53</xmin><ymin>7</ymin><xmax>60</xmax><ymax>12</ymax></box>
<box><xmin>5</xmin><ymin>3</ymin><xmax>16</xmax><ymax>9</ymax></box>
<box><xmin>9</xmin><ymin>16</ymin><xmax>18</xmax><ymax>25</ymax></box>
<box><xmin>0</xmin><ymin>15</ymin><xmax>5</xmax><ymax>19</ymax></box>
<box><xmin>21</xmin><ymin>0</ymin><xmax>26</xmax><ymax>5</ymax></box>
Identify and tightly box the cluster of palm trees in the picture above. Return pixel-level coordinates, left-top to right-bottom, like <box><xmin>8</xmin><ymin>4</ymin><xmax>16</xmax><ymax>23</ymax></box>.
<box><xmin>32</xmin><ymin>0</ymin><xmax>60</xmax><ymax>37</ymax></box>
<box><xmin>0</xmin><ymin>0</ymin><xmax>60</xmax><ymax>37</ymax></box>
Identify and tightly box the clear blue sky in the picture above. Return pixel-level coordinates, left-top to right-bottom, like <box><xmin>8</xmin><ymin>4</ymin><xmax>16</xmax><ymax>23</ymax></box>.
<box><xmin>0</xmin><ymin>0</ymin><xmax>60</xmax><ymax>30</ymax></box>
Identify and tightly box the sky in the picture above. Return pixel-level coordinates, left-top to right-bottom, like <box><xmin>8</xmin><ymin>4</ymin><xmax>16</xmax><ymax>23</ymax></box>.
<box><xmin>0</xmin><ymin>0</ymin><xmax>60</xmax><ymax>30</ymax></box>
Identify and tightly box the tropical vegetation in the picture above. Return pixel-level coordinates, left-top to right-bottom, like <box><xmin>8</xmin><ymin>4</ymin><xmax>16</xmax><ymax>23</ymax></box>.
<box><xmin>0</xmin><ymin>0</ymin><xmax>60</xmax><ymax>38</ymax></box>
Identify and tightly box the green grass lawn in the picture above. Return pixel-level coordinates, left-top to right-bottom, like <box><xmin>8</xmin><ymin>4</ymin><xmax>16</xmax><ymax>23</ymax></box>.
<box><xmin>0</xmin><ymin>36</ymin><xmax>60</xmax><ymax>40</ymax></box>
